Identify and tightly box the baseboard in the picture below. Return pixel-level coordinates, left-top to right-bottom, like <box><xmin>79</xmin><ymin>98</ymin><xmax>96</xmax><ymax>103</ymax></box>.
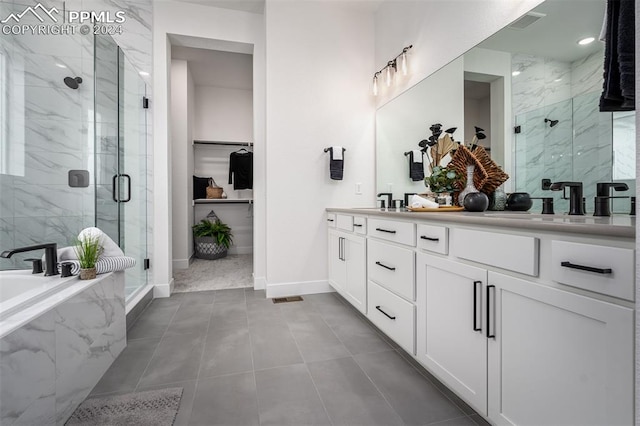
<box><xmin>254</xmin><ymin>276</ymin><xmax>266</xmax><ymax>290</ymax></box>
<box><xmin>266</xmin><ymin>279</ymin><xmax>334</xmax><ymax>298</ymax></box>
<box><xmin>154</xmin><ymin>278</ymin><xmax>174</xmax><ymax>298</ymax></box>
<box><xmin>173</xmin><ymin>258</ymin><xmax>190</xmax><ymax>270</ymax></box>
<box><xmin>228</xmin><ymin>246</ymin><xmax>253</xmax><ymax>255</ymax></box>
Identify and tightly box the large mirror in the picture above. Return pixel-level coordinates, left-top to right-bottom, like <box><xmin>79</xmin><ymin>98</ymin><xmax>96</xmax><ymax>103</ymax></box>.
<box><xmin>376</xmin><ymin>0</ymin><xmax>635</xmax><ymax>214</ymax></box>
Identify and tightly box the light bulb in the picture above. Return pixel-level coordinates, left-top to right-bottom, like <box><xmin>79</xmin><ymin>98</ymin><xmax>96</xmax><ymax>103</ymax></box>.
<box><xmin>401</xmin><ymin>52</ymin><xmax>408</xmax><ymax>75</ymax></box>
<box><xmin>373</xmin><ymin>75</ymin><xmax>378</xmax><ymax>96</ymax></box>
<box><xmin>385</xmin><ymin>66</ymin><xmax>392</xmax><ymax>87</ymax></box>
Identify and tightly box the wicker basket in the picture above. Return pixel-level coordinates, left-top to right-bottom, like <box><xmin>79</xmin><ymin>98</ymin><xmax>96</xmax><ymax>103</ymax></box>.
<box><xmin>194</xmin><ymin>237</ymin><xmax>228</xmax><ymax>260</ymax></box>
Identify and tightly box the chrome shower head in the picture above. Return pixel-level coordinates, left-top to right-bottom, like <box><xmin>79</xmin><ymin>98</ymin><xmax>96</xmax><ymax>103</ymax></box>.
<box><xmin>544</xmin><ymin>118</ymin><xmax>559</xmax><ymax>127</ymax></box>
<box><xmin>63</xmin><ymin>76</ymin><xmax>83</xmax><ymax>89</ymax></box>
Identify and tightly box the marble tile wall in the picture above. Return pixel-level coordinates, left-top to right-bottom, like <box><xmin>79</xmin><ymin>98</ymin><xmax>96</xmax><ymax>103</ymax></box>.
<box><xmin>0</xmin><ymin>272</ymin><xmax>125</xmax><ymax>425</ymax></box>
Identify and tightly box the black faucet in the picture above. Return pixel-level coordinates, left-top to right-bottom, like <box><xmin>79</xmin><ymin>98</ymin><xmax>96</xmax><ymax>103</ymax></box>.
<box><xmin>549</xmin><ymin>182</ymin><xmax>584</xmax><ymax>215</ymax></box>
<box><xmin>377</xmin><ymin>193</ymin><xmax>392</xmax><ymax>209</ymax></box>
<box><xmin>1</xmin><ymin>243</ymin><xmax>58</xmax><ymax>276</ymax></box>
<box><xmin>593</xmin><ymin>182</ymin><xmax>629</xmax><ymax>217</ymax></box>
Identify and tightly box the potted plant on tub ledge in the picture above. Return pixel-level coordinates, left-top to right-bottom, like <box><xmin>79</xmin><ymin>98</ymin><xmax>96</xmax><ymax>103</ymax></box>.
<box><xmin>193</xmin><ymin>218</ymin><xmax>233</xmax><ymax>260</ymax></box>
<box><xmin>74</xmin><ymin>234</ymin><xmax>103</xmax><ymax>280</ymax></box>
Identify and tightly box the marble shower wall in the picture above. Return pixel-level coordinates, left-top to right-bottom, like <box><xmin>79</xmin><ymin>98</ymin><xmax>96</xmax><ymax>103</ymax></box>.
<box><xmin>0</xmin><ymin>0</ymin><xmax>95</xmax><ymax>270</ymax></box>
<box><xmin>512</xmin><ymin>51</ymin><xmax>634</xmax><ymax>213</ymax></box>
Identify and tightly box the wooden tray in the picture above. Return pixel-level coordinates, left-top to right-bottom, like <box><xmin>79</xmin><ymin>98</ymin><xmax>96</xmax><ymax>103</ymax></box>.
<box><xmin>407</xmin><ymin>206</ymin><xmax>464</xmax><ymax>212</ymax></box>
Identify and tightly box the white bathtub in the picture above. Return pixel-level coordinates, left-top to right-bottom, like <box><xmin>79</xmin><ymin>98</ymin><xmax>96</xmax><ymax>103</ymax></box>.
<box><xmin>0</xmin><ymin>270</ymin><xmax>79</xmax><ymax>322</ymax></box>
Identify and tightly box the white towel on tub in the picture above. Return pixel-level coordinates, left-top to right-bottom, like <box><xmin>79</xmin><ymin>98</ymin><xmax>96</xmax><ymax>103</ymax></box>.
<box><xmin>58</xmin><ymin>256</ymin><xmax>136</xmax><ymax>276</ymax></box>
<box><xmin>78</xmin><ymin>227</ymin><xmax>124</xmax><ymax>257</ymax></box>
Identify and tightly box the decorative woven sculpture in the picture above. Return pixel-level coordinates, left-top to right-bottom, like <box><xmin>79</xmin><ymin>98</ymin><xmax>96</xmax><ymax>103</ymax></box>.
<box><xmin>472</xmin><ymin>146</ymin><xmax>510</xmax><ymax>193</ymax></box>
<box><xmin>448</xmin><ymin>145</ymin><xmax>489</xmax><ymax>193</ymax></box>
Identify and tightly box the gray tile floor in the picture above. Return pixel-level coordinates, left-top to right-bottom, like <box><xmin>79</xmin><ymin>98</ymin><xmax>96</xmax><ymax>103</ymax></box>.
<box><xmin>89</xmin><ymin>289</ymin><xmax>487</xmax><ymax>426</ymax></box>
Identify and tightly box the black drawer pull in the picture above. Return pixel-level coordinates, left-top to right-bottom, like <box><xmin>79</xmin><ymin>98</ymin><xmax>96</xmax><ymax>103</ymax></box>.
<box><xmin>473</xmin><ymin>281</ymin><xmax>481</xmax><ymax>332</ymax></box>
<box><xmin>375</xmin><ymin>228</ymin><xmax>396</xmax><ymax>234</ymax></box>
<box><xmin>375</xmin><ymin>261</ymin><xmax>396</xmax><ymax>271</ymax></box>
<box><xmin>487</xmin><ymin>285</ymin><xmax>495</xmax><ymax>339</ymax></box>
<box><xmin>375</xmin><ymin>305</ymin><xmax>396</xmax><ymax>320</ymax></box>
<box><xmin>561</xmin><ymin>261</ymin><xmax>612</xmax><ymax>274</ymax></box>
<box><xmin>354</xmin><ymin>224</ymin><xmax>363</xmax><ymax>227</ymax></box>
<box><xmin>327</xmin><ymin>219</ymin><xmax>334</xmax><ymax>222</ymax></box>
<box><xmin>420</xmin><ymin>236</ymin><xmax>439</xmax><ymax>242</ymax></box>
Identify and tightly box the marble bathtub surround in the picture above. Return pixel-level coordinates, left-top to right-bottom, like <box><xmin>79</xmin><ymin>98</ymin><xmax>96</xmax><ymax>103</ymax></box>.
<box><xmin>0</xmin><ymin>272</ymin><xmax>125</xmax><ymax>425</ymax></box>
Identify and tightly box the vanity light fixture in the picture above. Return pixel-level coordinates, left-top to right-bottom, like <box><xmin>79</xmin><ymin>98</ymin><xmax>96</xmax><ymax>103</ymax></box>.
<box><xmin>372</xmin><ymin>45</ymin><xmax>413</xmax><ymax>95</ymax></box>
<box><xmin>577</xmin><ymin>36</ymin><xmax>595</xmax><ymax>45</ymax></box>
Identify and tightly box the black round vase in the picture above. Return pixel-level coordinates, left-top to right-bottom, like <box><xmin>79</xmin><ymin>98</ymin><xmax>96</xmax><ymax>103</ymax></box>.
<box><xmin>506</xmin><ymin>192</ymin><xmax>533</xmax><ymax>211</ymax></box>
<box><xmin>463</xmin><ymin>192</ymin><xmax>489</xmax><ymax>212</ymax></box>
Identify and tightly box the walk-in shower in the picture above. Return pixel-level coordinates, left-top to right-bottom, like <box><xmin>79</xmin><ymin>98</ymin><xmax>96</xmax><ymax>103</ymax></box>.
<box><xmin>0</xmin><ymin>31</ymin><xmax>149</xmax><ymax>301</ymax></box>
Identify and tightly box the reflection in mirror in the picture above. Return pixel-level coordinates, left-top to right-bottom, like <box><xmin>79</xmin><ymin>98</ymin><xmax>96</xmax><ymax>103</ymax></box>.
<box><xmin>376</xmin><ymin>0</ymin><xmax>635</xmax><ymax>214</ymax></box>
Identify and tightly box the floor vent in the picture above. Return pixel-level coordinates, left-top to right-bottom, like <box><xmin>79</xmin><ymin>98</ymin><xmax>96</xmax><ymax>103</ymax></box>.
<box><xmin>272</xmin><ymin>296</ymin><xmax>304</xmax><ymax>304</ymax></box>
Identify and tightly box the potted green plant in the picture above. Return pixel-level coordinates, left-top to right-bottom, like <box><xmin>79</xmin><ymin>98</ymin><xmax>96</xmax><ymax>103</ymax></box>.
<box><xmin>74</xmin><ymin>234</ymin><xmax>104</xmax><ymax>280</ymax></box>
<box><xmin>425</xmin><ymin>165</ymin><xmax>462</xmax><ymax>193</ymax></box>
<box><xmin>193</xmin><ymin>219</ymin><xmax>233</xmax><ymax>260</ymax></box>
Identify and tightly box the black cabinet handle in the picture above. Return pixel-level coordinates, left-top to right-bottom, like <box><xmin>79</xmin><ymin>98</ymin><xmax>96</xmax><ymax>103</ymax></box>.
<box><xmin>375</xmin><ymin>305</ymin><xmax>396</xmax><ymax>320</ymax></box>
<box><xmin>375</xmin><ymin>261</ymin><xmax>396</xmax><ymax>271</ymax></box>
<box><xmin>354</xmin><ymin>224</ymin><xmax>363</xmax><ymax>227</ymax></box>
<box><xmin>375</xmin><ymin>228</ymin><xmax>397</xmax><ymax>234</ymax></box>
<box><xmin>420</xmin><ymin>236</ymin><xmax>439</xmax><ymax>242</ymax></box>
<box><xmin>486</xmin><ymin>285</ymin><xmax>495</xmax><ymax>339</ymax></box>
<box><xmin>473</xmin><ymin>281</ymin><xmax>482</xmax><ymax>332</ymax></box>
<box><xmin>327</xmin><ymin>219</ymin><xmax>334</xmax><ymax>222</ymax></box>
<box><xmin>561</xmin><ymin>261</ymin><xmax>612</xmax><ymax>274</ymax></box>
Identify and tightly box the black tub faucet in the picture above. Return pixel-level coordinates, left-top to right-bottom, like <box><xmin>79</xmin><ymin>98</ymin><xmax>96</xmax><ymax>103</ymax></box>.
<box><xmin>594</xmin><ymin>182</ymin><xmax>629</xmax><ymax>217</ymax></box>
<box><xmin>1</xmin><ymin>243</ymin><xmax>58</xmax><ymax>276</ymax></box>
<box><xmin>549</xmin><ymin>182</ymin><xmax>584</xmax><ymax>215</ymax></box>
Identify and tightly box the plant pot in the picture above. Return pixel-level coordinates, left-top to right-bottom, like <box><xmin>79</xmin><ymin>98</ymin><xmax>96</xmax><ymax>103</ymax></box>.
<box><xmin>463</xmin><ymin>192</ymin><xmax>490</xmax><ymax>212</ymax></box>
<box><xmin>506</xmin><ymin>192</ymin><xmax>533</xmax><ymax>211</ymax></box>
<box><xmin>194</xmin><ymin>237</ymin><xmax>228</xmax><ymax>260</ymax></box>
<box><xmin>79</xmin><ymin>267</ymin><xmax>97</xmax><ymax>280</ymax></box>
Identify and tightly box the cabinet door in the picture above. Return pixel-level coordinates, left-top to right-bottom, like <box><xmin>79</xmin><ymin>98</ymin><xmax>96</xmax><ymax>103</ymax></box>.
<box><xmin>487</xmin><ymin>272</ymin><xmax>633</xmax><ymax>426</ymax></box>
<box><xmin>328</xmin><ymin>230</ymin><xmax>346</xmax><ymax>294</ymax></box>
<box><xmin>344</xmin><ymin>233</ymin><xmax>366</xmax><ymax>314</ymax></box>
<box><xmin>416</xmin><ymin>253</ymin><xmax>488</xmax><ymax>416</ymax></box>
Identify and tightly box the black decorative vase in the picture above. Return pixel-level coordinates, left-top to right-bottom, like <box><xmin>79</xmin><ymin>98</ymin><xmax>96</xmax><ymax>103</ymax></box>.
<box><xmin>463</xmin><ymin>192</ymin><xmax>489</xmax><ymax>212</ymax></box>
<box><xmin>506</xmin><ymin>192</ymin><xmax>533</xmax><ymax>211</ymax></box>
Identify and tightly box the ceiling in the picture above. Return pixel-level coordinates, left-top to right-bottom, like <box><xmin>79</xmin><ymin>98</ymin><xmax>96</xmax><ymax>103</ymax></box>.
<box><xmin>171</xmin><ymin>46</ymin><xmax>253</xmax><ymax>89</ymax></box>
<box><xmin>171</xmin><ymin>0</ymin><xmax>265</xmax><ymax>14</ymax></box>
<box><xmin>478</xmin><ymin>0</ymin><xmax>604</xmax><ymax>63</ymax></box>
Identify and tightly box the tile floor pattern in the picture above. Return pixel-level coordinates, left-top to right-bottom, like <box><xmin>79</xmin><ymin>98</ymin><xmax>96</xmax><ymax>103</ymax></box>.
<box><xmin>173</xmin><ymin>255</ymin><xmax>253</xmax><ymax>292</ymax></box>
<box><xmin>89</xmin><ymin>289</ymin><xmax>488</xmax><ymax>426</ymax></box>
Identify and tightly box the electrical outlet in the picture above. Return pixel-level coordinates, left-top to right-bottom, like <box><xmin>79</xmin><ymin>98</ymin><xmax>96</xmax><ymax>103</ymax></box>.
<box><xmin>355</xmin><ymin>183</ymin><xmax>362</xmax><ymax>195</ymax></box>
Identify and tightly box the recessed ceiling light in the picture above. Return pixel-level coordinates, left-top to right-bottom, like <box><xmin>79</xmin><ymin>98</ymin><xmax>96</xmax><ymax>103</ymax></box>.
<box><xmin>139</xmin><ymin>71</ymin><xmax>150</xmax><ymax>76</ymax></box>
<box><xmin>512</xmin><ymin>71</ymin><xmax>521</xmax><ymax>76</ymax></box>
<box><xmin>55</xmin><ymin>63</ymin><xmax>67</xmax><ymax>68</ymax></box>
<box><xmin>578</xmin><ymin>37</ymin><xmax>595</xmax><ymax>45</ymax></box>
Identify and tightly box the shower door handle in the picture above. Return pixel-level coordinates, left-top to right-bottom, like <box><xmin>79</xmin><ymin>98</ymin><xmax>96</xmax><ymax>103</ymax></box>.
<box><xmin>112</xmin><ymin>174</ymin><xmax>119</xmax><ymax>202</ymax></box>
<box><xmin>121</xmin><ymin>174</ymin><xmax>131</xmax><ymax>202</ymax></box>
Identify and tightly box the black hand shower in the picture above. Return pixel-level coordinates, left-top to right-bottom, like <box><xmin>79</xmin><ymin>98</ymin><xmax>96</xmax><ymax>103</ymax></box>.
<box><xmin>64</xmin><ymin>76</ymin><xmax>83</xmax><ymax>89</ymax></box>
<box><xmin>544</xmin><ymin>118</ymin><xmax>559</xmax><ymax>127</ymax></box>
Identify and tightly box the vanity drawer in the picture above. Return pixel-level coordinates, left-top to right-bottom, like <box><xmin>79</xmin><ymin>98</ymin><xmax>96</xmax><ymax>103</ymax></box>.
<box><xmin>551</xmin><ymin>240</ymin><xmax>635</xmax><ymax>301</ymax></box>
<box><xmin>417</xmin><ymin>224</ymin><xmax>448</xmax><ymax>255</ymax></box>
<box><xmin>368</xmin><ymin>239</ymin><xmax>415</xmax><ymax>301</ymax></box>
<box><xmin>327</xmin><ymin>213</ymin><xmax>336</xmax><ymax>228</ymax></box>
<box><xmin>451</xmin><ymin>228</ymin><xmax>539</xmax><ymax>276</ymax></box>
<box><xmin>368</xmin><ymin>218</ymin><xmax>415</xmax><ymax>246</ymax></box>
<box><xmin>353</xmin><ymin>216</ymin><xmax>367</xmax><ymax>235</ymax></box>
<box><xmin>337</xmin><ymin>214</ymin><xmax>353</xmax><ymax>232</ymax></box>
<box><xmin>368</xmin><ymin>280</ymin><xmax>415</xmax><ymax>355</ymax></box>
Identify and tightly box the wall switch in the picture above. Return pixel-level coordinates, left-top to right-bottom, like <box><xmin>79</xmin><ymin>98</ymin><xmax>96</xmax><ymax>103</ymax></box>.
<box><xmin>355</xmin><ymin>183</ymin><xmax>362</xmax><ymax>195</ymax></box>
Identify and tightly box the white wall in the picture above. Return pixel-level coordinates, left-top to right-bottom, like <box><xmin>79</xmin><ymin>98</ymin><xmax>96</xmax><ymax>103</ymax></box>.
<box><xmin>153</xmin><ymin>1</ymin><xmax>265</xmax><ymax>296</ymax></box>
<box><xmin>194</xmin><ymin>87</ymin><xmax>253</xmax><ymax>141</ymax></box>
<box><xmin>170</xmin><ymin>60</ymin><xmax>193</xmax><ymax>270</ymax></box>
<box><xmin>265</xmin><ymin>0</ymin><xmax>376</xmax><ymax>296</ymax></box>
<box><xmin>374</xmin><ymin>0</ymin><xmax>545</xmax><ymax>108</ymax></box>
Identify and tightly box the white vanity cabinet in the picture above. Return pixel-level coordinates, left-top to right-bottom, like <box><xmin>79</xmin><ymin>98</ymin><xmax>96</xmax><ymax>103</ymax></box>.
<box><xmin>416</xmin><ymin>253</ymin><xmax>488</xmax><ymax>415</ymax></box>
<box><xmin>487</xmin><ymin>272</ymin><xmax>633</xmax><ymax>426</ymax></box>
<box><xmin>327</xmin><ymin>217</ymin><xmax>367</xmax><ymax>314</ymax></box>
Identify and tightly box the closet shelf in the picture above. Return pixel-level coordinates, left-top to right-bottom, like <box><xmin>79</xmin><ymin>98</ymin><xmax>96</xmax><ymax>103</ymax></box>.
<box><xmin>193</xmin><ymin>140</ymin><xmax>252</xmax><ymax>147</ymax></box>
<box><xmin>193</xmin><ymin>199</ymin><xmax>253</xmax><ymax>205</ymax></box>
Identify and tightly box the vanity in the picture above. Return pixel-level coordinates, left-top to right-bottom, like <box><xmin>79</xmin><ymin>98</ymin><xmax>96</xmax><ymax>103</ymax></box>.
<box><xmin>326</xmin><ymin>208</ymin><xmax>634</xmax><ymax>425</ymax></box>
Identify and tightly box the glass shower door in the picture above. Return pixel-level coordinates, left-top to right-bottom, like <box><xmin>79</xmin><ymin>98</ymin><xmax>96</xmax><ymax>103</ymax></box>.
<box><xmin>95</xmin><ymin>35</ymin><xmax>148</xmax><ymax>299</ymax></box>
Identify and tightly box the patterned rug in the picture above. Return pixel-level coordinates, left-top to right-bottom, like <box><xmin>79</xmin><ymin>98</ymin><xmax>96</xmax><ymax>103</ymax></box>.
<box><xmin>65</xmin><ymin>388</ymin><xmax>183</xmax><ymax>426</ymax></box>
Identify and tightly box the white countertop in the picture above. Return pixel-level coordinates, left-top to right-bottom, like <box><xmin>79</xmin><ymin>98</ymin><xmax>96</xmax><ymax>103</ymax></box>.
<box><xmin>326</xmin><ymin>208</ymin><xmax>636</xmax><ymax>239</ymax></box>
